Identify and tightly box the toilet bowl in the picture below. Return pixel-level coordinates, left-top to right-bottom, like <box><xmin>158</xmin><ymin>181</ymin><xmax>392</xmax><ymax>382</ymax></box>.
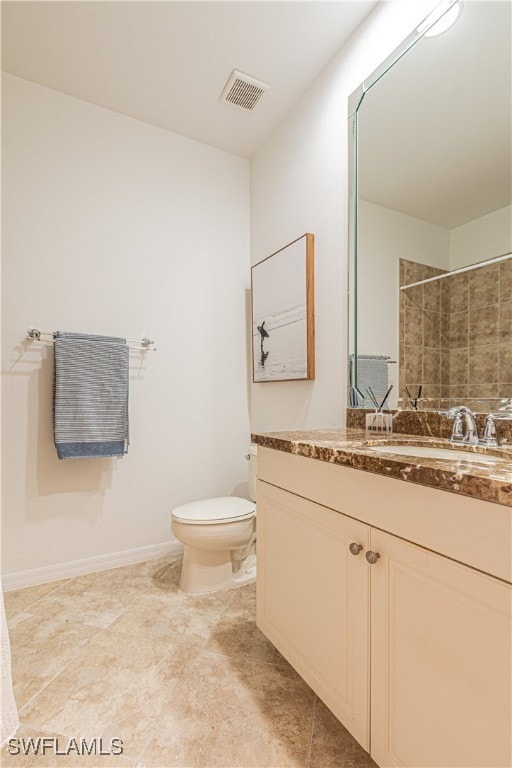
<box><xmin>170</xmin><ymin>446</ymin><xmax>257</xmax><ymax>594</ymax></box>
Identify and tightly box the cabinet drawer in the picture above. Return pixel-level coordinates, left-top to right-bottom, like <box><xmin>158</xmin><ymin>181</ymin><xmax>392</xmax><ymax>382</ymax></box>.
<box><xmin>258</xmin><ymin>447</ymin><xmax>512</xmax><ymax>583</ymax></box>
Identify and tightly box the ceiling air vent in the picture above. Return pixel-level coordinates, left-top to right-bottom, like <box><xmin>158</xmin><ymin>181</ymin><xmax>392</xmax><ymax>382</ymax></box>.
<box><xmin>220</xmin><ymin>69</ymin><xmax>270</xmax><ymax>112</ymax></box>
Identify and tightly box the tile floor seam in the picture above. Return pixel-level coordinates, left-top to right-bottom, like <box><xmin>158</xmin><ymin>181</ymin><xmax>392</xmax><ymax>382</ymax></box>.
<box><xmin>89</xmin><ymin>595</ymin><xmax>141</xmax><ymax>632</ymax></box>
<box><xmin>17</xmin><ymin>626</ymin><xmax>107</xmax><ymax>719</ymax></box>
<box><xmin>10</xmin><ymin>609</ymin><xmax>110</xmax><ymax>637</ymax></box>
<box><xmin>69</xmin><ymin>567</ymin><xmax>157</xmax><ymax>630</ymax></box>
<box><xmin>5</xmin><ymin>578</ymin><xmax>73</xmax><ymax>619</ymax></box>
<box><xmin>134</xmin><ymin>731</ymin><xmax>160</xmax><ymax>768</ymax></box>
<box><xmin>179</xmin><ymin>594</ymin><xmax>237</xmax><ymax>664</ymax></box>
<box><xmin>6</xmin><ymin>561</ymin><xmax>377</xmax><ymax>768</ymax></box>
<box><xmin>305</xmin><ymin>695</ymin><xmax>317</xmax><ymax>768</ymax></box>
<box><xmin>139</xmin><ymin>557</ymin><xmax>183</xmax><ymax>596</ymax></box>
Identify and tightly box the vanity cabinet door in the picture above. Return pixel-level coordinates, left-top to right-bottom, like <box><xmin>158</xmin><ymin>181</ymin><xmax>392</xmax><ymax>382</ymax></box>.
<box><xmin>256</xmin><ymin>480</ymin><xmax>370</xmax><ymax>750</ymax></box>
<box><xmin>369</xmin><ymin>529</ymin><xmax>512</xmax><ymax>768</ymax></box>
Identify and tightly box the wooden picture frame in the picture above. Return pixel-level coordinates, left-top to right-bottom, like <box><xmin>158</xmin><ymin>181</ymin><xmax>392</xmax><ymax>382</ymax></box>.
<box><xmin>251</xmin><ymin>233</ymin><xmax>314</xmax><ymax>382</ymax></box>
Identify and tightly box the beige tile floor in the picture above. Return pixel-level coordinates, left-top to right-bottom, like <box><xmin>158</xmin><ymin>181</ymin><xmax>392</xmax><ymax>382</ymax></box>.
<box><xmin>2</xmin><ymin>557</ymin><xmax>377</xmax><ymax>768</ymax></box>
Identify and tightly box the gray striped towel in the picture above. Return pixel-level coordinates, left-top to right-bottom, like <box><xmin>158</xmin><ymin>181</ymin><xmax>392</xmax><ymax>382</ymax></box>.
<box><xmin>349</xmin><ymin>354</ymin><xmax>388</xmax><ymax>408</ymax></box>
<box><xmin>54</xmin><ymin>332</ymin><xmax>129</xmax><ymax>459</ymax></box>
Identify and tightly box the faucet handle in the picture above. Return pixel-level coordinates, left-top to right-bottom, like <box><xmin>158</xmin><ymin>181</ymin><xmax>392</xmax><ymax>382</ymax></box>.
<box><xmin>442</xmin><ymin>409</ymin><xmax>465</xmax><ymax>443</ymax></box>
<box><xmin>499</xmin><ymin>398</ymin><xmax>512</xmax><ymax>412</ymax></box>
<box><xmin>480</xmin><ymin>412</ymin><xmax>512</xmax><ymax>447</ymax></box>
<box><xmin>452</xmin><ymin>412</ymin><xmax>465</xmax><ymax>441</ymax></box>
<box><xmin>480</xmin><ymin>414</ymin><xmax>499</xmax><ymax>446</ymax></box>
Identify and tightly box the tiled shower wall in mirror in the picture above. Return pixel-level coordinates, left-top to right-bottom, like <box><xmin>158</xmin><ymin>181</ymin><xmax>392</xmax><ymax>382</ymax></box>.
<box><xmin>399</xmin><ymin>257</ymin><xmax>511</xmax><ymax>412</ymax></box>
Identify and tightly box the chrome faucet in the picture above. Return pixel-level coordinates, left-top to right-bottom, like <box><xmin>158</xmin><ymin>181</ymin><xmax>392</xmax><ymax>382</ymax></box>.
<box><xmin>480</xmin><ymin>409</ymin><xmax>512</xmax><ymax>447</ymax></box>
<box><xmin>443</xmin><ymin>406</ymin><xmax>480</xmax><ymax>445</ymax></box>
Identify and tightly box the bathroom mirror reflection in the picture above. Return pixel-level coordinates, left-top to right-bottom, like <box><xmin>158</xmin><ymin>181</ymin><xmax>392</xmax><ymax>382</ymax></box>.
<box><xmin>348</xmin><ymin>0</ymin><xmax>512</xmax><ymax>413</ymax></box>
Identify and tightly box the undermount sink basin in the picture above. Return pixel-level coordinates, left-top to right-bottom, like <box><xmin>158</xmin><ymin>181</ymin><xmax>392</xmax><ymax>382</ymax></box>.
<box><xmin>371</xmin><ymin>445</ymin><xmax>502</xmax><ymax>464</ymax></box>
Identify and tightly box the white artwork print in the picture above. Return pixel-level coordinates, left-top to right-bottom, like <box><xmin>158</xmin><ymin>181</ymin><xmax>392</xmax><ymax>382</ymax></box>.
<box><xmin>252</xmin><ymin>238</ymin><xmax>308</xmax><ymax>381</ymax></box>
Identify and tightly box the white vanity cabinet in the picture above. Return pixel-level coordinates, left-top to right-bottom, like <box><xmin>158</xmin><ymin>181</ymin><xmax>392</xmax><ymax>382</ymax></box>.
<box><xmin>369</xmin><ymin>529</ymin><xmax>511</xmax><ymax>768</ymax></box>
<box><xmin>256</xmin><ymin>481</ymin><xmax>371</xmax><ymax>750</ymax></box>
<box><xmin>256</xmin><ymin>447</ymin><xmax>512</xmax><ymax>768</ymax></box>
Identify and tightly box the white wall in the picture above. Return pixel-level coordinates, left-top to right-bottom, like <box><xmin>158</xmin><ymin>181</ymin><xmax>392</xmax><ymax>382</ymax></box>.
<box><xmin>352</xmin><ymin>198</ymin><xmax>510</xmax><ymax>409</ymax></box>
<box><xmin>1</xmin><ymin>74</ymin><xmax>250</xmax><ymax>576</ymax></box>
<box><xmin>358</xmin><ymin>200</ymin><xmax>450</xmax><ymax>405</ymax></box>
<box><xmin>450</xmin><ymin>204</ymin><xmax>512</xmax><ymax>269</ymax></box>
<box><xmin>249</xmin><ymin>0</ymin><xmax>437</xmax><ymax>433</ymax></box>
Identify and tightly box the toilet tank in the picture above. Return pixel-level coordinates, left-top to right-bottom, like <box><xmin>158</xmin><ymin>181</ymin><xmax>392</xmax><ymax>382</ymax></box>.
<box><xmin>248</xmin><ymin>444</ymin><xmax>258</xmax><ymax>501</ymax></box>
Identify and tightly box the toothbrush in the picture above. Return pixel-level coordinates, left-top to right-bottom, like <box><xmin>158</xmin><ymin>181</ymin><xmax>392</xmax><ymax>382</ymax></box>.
<box><xmin>366</xmin><ymin>387</ymin><xmax>380</xmax><ymax>410</ymax></box>
<box><xmin>379</xmin><ymin>384</ymin><xmax>393</xmax><ymax>411</ymax></box>
<box><xmin>404</xmin><ymin>386</ymin><xmax>418</xmax><ymax>410</ymax></box>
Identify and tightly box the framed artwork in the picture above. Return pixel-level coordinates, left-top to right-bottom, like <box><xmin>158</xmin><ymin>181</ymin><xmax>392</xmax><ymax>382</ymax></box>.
<box><xmin>251</xmin><ymin>233</ymin><xmax>315</xmax><ymax>382</ymax></box>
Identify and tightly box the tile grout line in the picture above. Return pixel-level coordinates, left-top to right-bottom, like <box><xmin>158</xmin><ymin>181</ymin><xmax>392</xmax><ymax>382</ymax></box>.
<box><xmin>134</xmin><ymin>589</ymin><xmax>238</xmax><ymax>768</ymax></box>
<box><xmin>7</xmin><ymin>566</ymin><xmax>365</xmax><ymax>768</ymax></box>
<box><xmin>6</xmin><ymin>577</ymin><xmax>74</xmax><ymax>620</ymax></box>
<box><xmin>138</xmin><ymin>555</ymin><xmax>183</xmax><ymax>597</ymax></box>
<box><xmin>15</xmin><ymin>569</ymin><xmax>150</xmax><ymax>718</ymax></box>
<box><xmin>10</xmin><ymin>581</ymin><xmax>119</xmax><ymax>716</ymax></box>
<box><xmin>133</xmin><ymin>586</ymin><xmax>266</xmax><ymax>765</ymax></box>
<box><xmin>11</xmin><ymin>559</ymin><xmax>174</xmax><ymax>759</ymax></box>
<box><xmin>133</xmin><ymin>730</ymin><xmax>159</xmax><ymax>768</ymax></box>
<box><xmin>466</xmin><ymin>279</ymin><xmax>469</xmax><ymax>396</ymax></box>
<box><xmin>177</xmin><ymin>590</ymin><xmax>246</xmax><ymax>673</ymax></box>
<box><xmin>498</xmin><ymin>267</ymin><xmax>501</xmax><ymax>388</ymax></box>
<box><xmin>17</xmin><ymin>625</ymin><xmax>106</xmax><ymax>721</ymax></box>
<box><xmin>7</xmin><ymin>558</ymin><xmax>148</xmax><ymax>627</ymax></box>
<box><xmin>305</xmin><ymin>694</ymin><xmax>317</xmax><ymax>768</ymax></box>
<box><xmin>18</xmin><ymin>638</ymin><xmax>154</xmax><ymax>768</ymax></box>
<box><xmin>127</xmin><ymin>572</ymin><xmax>243</xmax><ymax>768</ymax></box>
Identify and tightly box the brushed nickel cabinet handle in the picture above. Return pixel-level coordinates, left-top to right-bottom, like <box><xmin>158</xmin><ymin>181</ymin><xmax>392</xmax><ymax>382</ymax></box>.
<box><xmin>349</xmin><ymin>543</ymin><xmax>363</xmax><ymax>556</ymax></box>
<box><xmin>365</xmin><ymin>550</ymin><xmax>380</xmax><ymax>565</ymax></box>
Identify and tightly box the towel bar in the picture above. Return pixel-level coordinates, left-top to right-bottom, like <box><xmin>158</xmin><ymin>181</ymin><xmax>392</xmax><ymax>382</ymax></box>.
<box><xmin>26</xmin><ymin>327</ymin><xmax>156</xmax><ymax>351</ymax></box>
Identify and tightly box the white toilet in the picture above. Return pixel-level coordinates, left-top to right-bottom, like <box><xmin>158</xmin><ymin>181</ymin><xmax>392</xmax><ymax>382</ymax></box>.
<box><xmin>170</xmin><ymin>445</ymin><xmax>257</xmax><ymax>594</ymax></box>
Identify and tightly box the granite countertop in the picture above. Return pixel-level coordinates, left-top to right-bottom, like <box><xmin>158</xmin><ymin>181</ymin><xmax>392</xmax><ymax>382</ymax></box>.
<box><xmin>251</xmin><ymin>428</ymin><xmax>512</xmax><ymax>508</ymax></box>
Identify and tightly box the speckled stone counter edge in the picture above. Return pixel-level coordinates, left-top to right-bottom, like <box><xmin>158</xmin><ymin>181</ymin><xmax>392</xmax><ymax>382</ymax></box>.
<box><xmin>251</xmin><ymin>427</ymin><xmax>512</xmax><ymax>508</ymax></box>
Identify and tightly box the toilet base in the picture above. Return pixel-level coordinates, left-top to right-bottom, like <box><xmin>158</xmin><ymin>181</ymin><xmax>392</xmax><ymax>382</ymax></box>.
<box><xmin>180</xmin><ymin>546</ymin><xmax>256</xmax><ymax>594</ymax></box>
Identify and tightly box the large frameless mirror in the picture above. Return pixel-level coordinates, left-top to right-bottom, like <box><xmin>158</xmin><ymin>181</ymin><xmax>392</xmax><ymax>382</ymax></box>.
<box><xmin>348</xmin><ymin>0</ymin><xmax>511</xmax><ymax>413</ymax></box>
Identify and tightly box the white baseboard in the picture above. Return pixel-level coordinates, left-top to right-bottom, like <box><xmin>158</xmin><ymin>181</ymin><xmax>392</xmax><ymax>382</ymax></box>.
<box><xmin>1</xmin><ymin>540</ymin><xmax>184</xmax><ymax>592</ymax></box>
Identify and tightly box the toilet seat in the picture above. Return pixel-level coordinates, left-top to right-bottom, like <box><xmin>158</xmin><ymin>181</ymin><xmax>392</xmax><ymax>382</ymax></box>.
<box><xmin>172</xmin><ymin>496</ymin><xmax>255</xmax><ymax>525</ymax></box>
